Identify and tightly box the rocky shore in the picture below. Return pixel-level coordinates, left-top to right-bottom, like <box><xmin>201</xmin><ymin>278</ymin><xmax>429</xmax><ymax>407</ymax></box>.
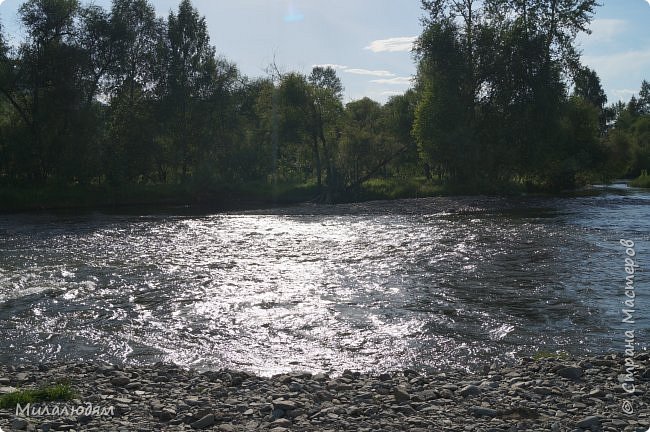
<box><xmin>0</xmin><ymin>353</ymin><xmax>648</xmax><ymax>432</ymax></box>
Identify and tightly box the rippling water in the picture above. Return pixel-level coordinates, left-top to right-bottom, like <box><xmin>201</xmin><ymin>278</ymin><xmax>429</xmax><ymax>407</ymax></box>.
<box><xmin>1</xmin><ymin>187</ymin><xmax>649</xmax><ymax>375</ymax></box>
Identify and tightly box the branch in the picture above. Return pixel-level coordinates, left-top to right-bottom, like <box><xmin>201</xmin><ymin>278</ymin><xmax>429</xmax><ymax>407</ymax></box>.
<box><xmin>0</xmin><ymin>86</ymin><xmax>32</xmax><ymax>128</ymax></box>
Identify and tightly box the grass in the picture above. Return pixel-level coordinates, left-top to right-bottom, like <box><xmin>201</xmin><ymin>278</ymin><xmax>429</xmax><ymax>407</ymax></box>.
<box><xmin>630</xmin><ymin>170</ymin><xmax>650</xmax><ymax>188</ymax></box>
<box><xmin>1</xmin><ymin>170</ymin><xmax>614</xmax><ymax>213</ymax></box>
<box><xmin>532</xmin><ymin>350</ymin><xmax>570</xmax><ymax>361</ymax></box>
<box><xmin>352</xmin><ymin>177</ymin><xmax>446</xmax><ymax>201</ymax></box>
<box><xmin>0</xmin><ymin>180</ymin><xmax>321</xmax><ymax>213</ymax></box>
<box><xmin>0</xmin><ymin>383</ymin><xmax>76</xmax><ymax>409</ymax></box>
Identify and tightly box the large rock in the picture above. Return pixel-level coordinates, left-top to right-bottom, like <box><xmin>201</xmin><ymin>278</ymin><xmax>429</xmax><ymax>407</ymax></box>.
<box><xmin>556</xmin><ymin>367</ymin><xmax>583</xmax><ymax>380</ymax></box>
<box><xmin>272</xmin><ymin>399</ymin><xmax>298</xmax><ymax>411</ymax></box>
<box><xmin>190</xmin><ymin>414</ymin><xmax>215</xmax><ymax>430</ymax></box>
<box><xmin>470</xmin><ymin>406</ymin><xmax>498</xmax><ymax>417</ymax></box>
<box><xmin>110</xmin><ymin>375</ymin><xmax>131</xmax><ymax>387</ymax></box>
<box><xmin>576</xmin><ymin>415</ymin><xmax>601</xmax><ymax>430</ymax></box>
<box><xmin>393</xmin><ymin>387</ymin><xmax>411</xmax><ymax>403</ymax></box>
<box><xmin>459</xmin><ymin>384</ymin><xmax>481</xmax><ymax>397</ymax></box>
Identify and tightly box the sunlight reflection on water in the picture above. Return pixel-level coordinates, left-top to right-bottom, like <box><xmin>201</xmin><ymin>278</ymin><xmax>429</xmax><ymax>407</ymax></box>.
<box><xmin>0</xmin><ymin>193</ymin><xmax>648</xmax><ymax>374</ymax></box>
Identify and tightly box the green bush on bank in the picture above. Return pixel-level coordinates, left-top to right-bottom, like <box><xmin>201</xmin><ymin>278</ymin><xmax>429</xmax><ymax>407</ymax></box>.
<box><xmin>630</xmin><ymin>170</ymin><xmax>650</xmax><ymax>188</ymax></box>
<box><xmin>0</xmin><ymin>383</ymin><xmax>76</xmax><ymax>409</ymax></box>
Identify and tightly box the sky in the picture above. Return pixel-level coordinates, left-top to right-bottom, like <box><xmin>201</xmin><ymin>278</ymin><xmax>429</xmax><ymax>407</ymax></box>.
<box><xmin>0</xmin><ymin>0</ymin><xmax>649</xmax><ymax>105</ymax></box>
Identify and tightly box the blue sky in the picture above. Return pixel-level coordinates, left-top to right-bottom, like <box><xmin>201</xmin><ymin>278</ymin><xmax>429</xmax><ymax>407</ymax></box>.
<box><xmin>1</xmin><ymin>0</ymin><xmax>649</xmax><ymax>104</ymax></box>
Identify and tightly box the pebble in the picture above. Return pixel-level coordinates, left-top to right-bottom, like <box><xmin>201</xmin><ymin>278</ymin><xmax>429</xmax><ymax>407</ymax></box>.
<box><xmin>190</xmin><ymin>413</ymin><xmax>215</xmax><ymax>429</ymax></box>
<box><xmin>393</xmin><ymin>387</ymin><xmax>411</xmax><ymax>403</ymax></box>
<box><xmin>557</xmin><ymin>367</ymin><xmax>584</xmax><ymax>380</ymax></box>
<box><xmin>459</xmin><ymin>384</ymin><xmax>481</xmax><ymax>397</ymax></box>
<box><xmin>576</xmin><ymin>415</ymin><xmax>601</xmax><ymax>429</ymax></box>
<box><xmin>0</xmin><ymin>353</ymin><xmax>646</xmax><ymax>431</ymax></box>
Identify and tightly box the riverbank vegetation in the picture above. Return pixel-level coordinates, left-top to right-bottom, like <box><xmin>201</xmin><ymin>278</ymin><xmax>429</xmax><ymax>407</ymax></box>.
<box><xmin>0</xmin><ymin>383</ymin><xmax>75</xmax><ymax>409</ymax></box>
<box><xmin>0</xmin><ymin>0</ymin><xmax>649</xmax><ymax>211</ymax></box>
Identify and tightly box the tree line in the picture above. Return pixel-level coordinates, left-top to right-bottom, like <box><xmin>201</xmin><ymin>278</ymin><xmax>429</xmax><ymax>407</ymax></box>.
<box><xmin>413</xmin><ymin>0</ymin><xmax>649</xmax><ymax>191</ymax></box>
<box><xmin>0</xmin><ymin>0</ymin><xmax>648</xmax><ymax>205</ymax></box>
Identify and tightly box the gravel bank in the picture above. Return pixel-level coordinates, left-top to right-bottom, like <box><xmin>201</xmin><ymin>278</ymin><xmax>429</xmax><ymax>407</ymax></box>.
<box><xmin>0</xmin><ymin>353</ymin><xmax>648</xmax><ymax>431</ymax></box>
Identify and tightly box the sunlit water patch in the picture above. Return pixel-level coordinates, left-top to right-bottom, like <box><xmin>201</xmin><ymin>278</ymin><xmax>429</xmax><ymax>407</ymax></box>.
<box><xmin>1</xmin><ymin>191</ymin><xmax>648</xmax><ymax>375</ymax></box>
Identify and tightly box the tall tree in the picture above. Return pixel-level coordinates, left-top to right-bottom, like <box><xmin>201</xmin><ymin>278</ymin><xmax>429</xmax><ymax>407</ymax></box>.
<box><xmin>106</xmin><ymin>0</ymin><xmax>164</xmax><ymax>184</ymax></box>
<box><xmin>16</xmin><ymin>0</ymin><xmax>89</xmax><ymax>182</ymax></box>
<box><xmin>308</xmin><ymin>66</ymin><xmax>344</xmax><ymax>193</ymax></box>
<box><xmin>413</xmin><ymin>19</ymin><xmax>476</xmax><ymax>184</ymax></box>
<box><xmin>165</xmin><ymin>0</ymin><xmax>217</xmax><ymax>179</ymax></box>
<box><xmin>638</xmin><ymin>80</ymin><xmax>650</xmax><ymax>115</ymax></box>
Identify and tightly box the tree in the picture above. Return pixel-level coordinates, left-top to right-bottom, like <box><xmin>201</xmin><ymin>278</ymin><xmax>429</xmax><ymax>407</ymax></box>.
<box><xmin>339</xmin><ymin>98</ymin><xmax>385</xmax><ymax>186</ymax></box>
<box><xmin>574</xmin><ymin>67</ymin><xmax>606</xmax><ymax>109</ymax></box>
<box><xmin>164</xmin><ymin>0</ymin><xmax>218</xmax><ymax>179</ymax></box>
<box><xmin>638</xmin><ymin>80</ymin><xmax>650</xmax><ymax>115</ymax></box>
<box><xmin>413</xmin><ymin>19</ymin><xmax>476</xmax><ymax>185</ymax></box>
<box><xmin>76</xmin><ymin>4</ymin><xmax>117</xmax><ymax>105</ymax></box>
<box><xmin>106</xmin><ymin>0</ymin><xmax>164</xmax><ymax>184</ymax></box>
<box><xmin>414</xmin><ymin>0</ymin><xmax>599</xmax><ymax>191</ymax></box>
<box><xmin>15</xmin><ymin>0</ymin><xmax>91</xmax><ymax>182</ymax></box>
<box><xmin>308</xmin><ymin>66</ymin><xmax>344</xmax><ymax>193</ymax></box>
<box><xmin>382</xmin><ymin>90</ymin><xmax>419</xmax><ymax>176</ymax></box>
<box><xmin>573</xmin><ymin>66</ymin><xmax>607</xmax><ymax>132</ymax></box>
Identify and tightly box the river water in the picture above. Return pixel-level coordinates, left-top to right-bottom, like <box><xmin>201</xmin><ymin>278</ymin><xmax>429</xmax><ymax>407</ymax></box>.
<box><xmin>1</xmin><ymin>186</ymin><xmax>648</xmax><ymax>375</ymax></box>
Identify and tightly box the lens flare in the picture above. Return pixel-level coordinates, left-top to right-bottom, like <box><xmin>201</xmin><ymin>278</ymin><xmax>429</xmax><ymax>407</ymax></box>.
<box><xmin>284</xmin><ymin>4</ymin><xmax>304</xmax><ymax>23</ymax></box>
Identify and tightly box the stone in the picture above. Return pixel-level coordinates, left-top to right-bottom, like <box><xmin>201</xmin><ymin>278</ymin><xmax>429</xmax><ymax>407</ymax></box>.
<box><xmin>270</xmin><ymin>418</ymin><xmax>292</xmax><ymax>427</ymax></box>
<box><xmin>190</xmin><ymin>414</ymin><xmax>215</xmax><ymax>429</ymax></box>
<box><xmin>272</xmin><ymin>399</ymin><xmax>298</xmax><ymax>411</ymax></box>
<box><xmin>378</xmin><ymin>373</ymin><xmax>391</xmax><ymax>381</ymax></box>
<box><xmin>393</xmin><ymin>387</ymin><xmax>410</xmax><ymax>403</ymax></box>
<box><xmin>111</xmin><ymin>376</ymin><xmax>131</xmax><ymax>387</ymax></box>
<box><xmin>576</xmin><ymin>416</ymin><xmax>601</xmax><ymax>429</ymax></box>
<box><xmin>557</xmin><ymin>367</ymin><xmax>583</xmax><ymax>380</ymax></box>
<box><xmin>271</xmin><ymin>408</ymin><xmax>285</xmax><ymax>419</ymax></box>
<box><xmin>471</xmin><ymin>406</ymin><xmax>498</xmax><ymax>417</ymax></box>
<box><xmin>459</xmin><ymin>384</ymin><xmax>481</xmax><ymax>397</ymax></box>
<box><xmin>11</xmin><ymin>418</ymin><xmax>29</xmax><ymax>430</ymax></box>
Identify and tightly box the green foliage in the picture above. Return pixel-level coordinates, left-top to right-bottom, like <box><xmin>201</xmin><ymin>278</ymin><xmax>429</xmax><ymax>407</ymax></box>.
<box><xmin>532</xmin><ymin>350</ymin><xmax>570</xmax><ymax>361</ymax></box>
<box><xmin>413</xmin><ymin>0</ymin><xmax>607</xmax><ymax>192</ymax></box>
<box><xmin>630</xmin><ymin>170</ymin><xmax>650</xmax><ymax>188</ymax></box>
<box><xmin>0</xmin><ymin>0</ymin><xmax>645</xmax><ymax>209</ymax></box>
<box><xmin>0</xmin><ymin>383</ymin><xmax>75</xmax><ymax>409</ymax></box>
<box><xmin>356</xmin><ymin>177</ymin><xmax>445</xmax><ymax>201</ymax></box>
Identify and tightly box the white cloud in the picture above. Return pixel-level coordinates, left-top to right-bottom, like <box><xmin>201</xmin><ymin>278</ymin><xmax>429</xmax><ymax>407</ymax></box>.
<box><xmin>311</xmin><ymin>64</ymin><xmax>349</xmax><ymax>70</ymax></box>
<box><xmin>583</xmin><ymin>49</ymin><xmax>650</xmax><ymax>78</ymax></box>
<box><xmin>370</xmin><ymin>76</ymin><xmax>414</xmax><ymax>85</ymax></box>
<box><xmin>582</xmin><ymin>19</ymin><xmax>627</xmax><ymax>44</ymax></box>
<box><xmin>365</xmin><ymin>36</ymin><xmax>417</xmax><ymax>53</ymax></box>
<box><xmin>344</xmin><ymin>69</ymin><xmax>395</xmax><ymax>77</ymax></box>
<box><xmin>381</xmin><ymin>91</ymin><xmax>403</xmax><ymax>96</ymax></box>
<box><xmin>646</xmin><ymin>0</ymin><xmax>650</xmax><ymax>6</ymax></box>
<box><xmin>611</xmin><ymin>89</ymin><xmax>637</xmax><ymax>101</ymax></box>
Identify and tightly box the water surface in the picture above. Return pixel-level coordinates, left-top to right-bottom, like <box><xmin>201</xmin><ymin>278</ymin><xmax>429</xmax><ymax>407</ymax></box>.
<box><xmin>1</xmin><ymin>187</ymin><xmax>648</xmax><ymax>375</ymax></box>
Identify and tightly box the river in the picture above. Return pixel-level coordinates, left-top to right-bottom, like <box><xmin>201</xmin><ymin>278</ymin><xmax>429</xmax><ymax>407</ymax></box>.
<box><xmin>1</xmin><ymin>185</ymin><xmax>648</xmax><ymax>375</ymax></box>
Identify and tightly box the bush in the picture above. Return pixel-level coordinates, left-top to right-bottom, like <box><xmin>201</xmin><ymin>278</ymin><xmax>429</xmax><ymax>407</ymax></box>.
<box><xmin>0</xmin><ymin>383</ymin><xmax>76</xmax><ymax>409</ymax></box>
<box><xmin>630</xmin><ymin>170</ymin><xmax>650</xmax><ymax>188</ymax></box>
